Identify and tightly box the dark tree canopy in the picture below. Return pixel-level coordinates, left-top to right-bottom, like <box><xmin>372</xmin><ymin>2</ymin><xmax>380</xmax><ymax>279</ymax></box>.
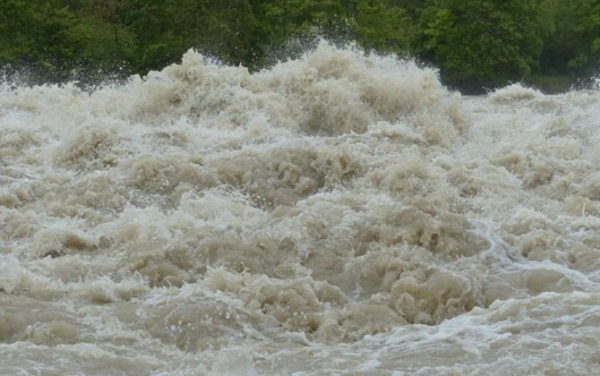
<box><xmin>417</xmin><ymin>0</ymin><xmax>546</xmax><ymax>88</ymax></box>
<box><xmin>1</xmin><ymin>0</ymin><xmax>598</xmax><ymax>90</ymax></box>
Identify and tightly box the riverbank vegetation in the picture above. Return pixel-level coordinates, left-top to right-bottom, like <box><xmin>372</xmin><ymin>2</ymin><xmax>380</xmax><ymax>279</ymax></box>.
<box><xmin>1</xmin><ymin>0</ymin><xmax>599</xmax><ymax>91</ymax></box>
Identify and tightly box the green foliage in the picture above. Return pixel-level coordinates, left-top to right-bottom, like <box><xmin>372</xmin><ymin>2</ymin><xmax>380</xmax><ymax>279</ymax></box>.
<box><xmin>173</xmin><ymin>0</ymin><xmax>258</xmax><ymax>66</ymax></box>
<box><xmin>257</xmin><ymin>0</ymin><xmax>345</xmax><ymax>38</ymax></box>
<box><xmin>417</xmin><ymin>0</ymin><xmax>545</xmax><ymax>88</ymax></box>
<box><xmin>249</xmin><ymin>0</ymin><xmax>350</xmax><ymax>65</ymax></box>
<box><xmin>0</xmin><ymin>0</ymin><xmax>136</xmax><ymax>82</ymax></box>
<box><xmin>351</xmin><ymin>0</ymin><xmax>415</xmax><ymax>55</ymax></box>
<box><xmin>539</xmin><ymin>0</ymin><xmax>600</xmax><ymax>76</ymax></box>
<box><xmin>1</xmin><ymin>0</ymin><xmax>597</xmax><ymax>89</ymax></box>
<box><xmin>123</xmin><ymin>0</ymin><xmax>181</xmax><ymax>71</ymax></box>
<box><xmin>124</xmin><ymin>0</ymin><xmax>259</xmax><ymax>71</ymax></box>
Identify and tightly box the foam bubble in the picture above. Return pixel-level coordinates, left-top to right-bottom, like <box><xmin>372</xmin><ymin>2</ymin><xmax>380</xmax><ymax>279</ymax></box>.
<box><xmin>2</xmin><ymin>44</ymin><xmax>600</xmax><ymax>374</ymax></box>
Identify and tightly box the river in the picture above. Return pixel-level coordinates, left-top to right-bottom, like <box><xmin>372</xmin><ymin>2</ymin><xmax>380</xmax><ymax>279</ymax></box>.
<box><xmin>1</xmin><ymin>44</ymin><xmax>599</xmax><ymax>375</ymax></box>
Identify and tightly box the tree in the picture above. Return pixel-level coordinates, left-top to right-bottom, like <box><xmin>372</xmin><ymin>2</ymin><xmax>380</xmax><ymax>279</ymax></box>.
<box><xmin>173</xmin><ymin>0</ymin><xmax>258</xmax><ymax>66</ymax></box>
<box><xmin>123</xmin><ymin>0</ymin><xmax>183</xmax><ymax>72</ymax></box>
<box><xmin>539</xmin><ymin>0</ymin><xmax>600</xmax><ymax>76</ymax></box>
<box><xmin>249</xmin><ymin>0</ymin><xmax>350</xmax><ymax>65</ymax></box>
<box><xmin>350</xmin><ymin>0</ymin><xmax>415</xmax><ymax>55</ymax></box>
<box><xmin>2</xmin><ymin>0</ymin><xmax>595</xmax><ymax>88</ymax></box>
<box><xmin>124</xmin><ymin>0</ymin><xmax>259</xmax><ymax>72</ymax></box>
<box><xmin>417</xmin><ymin>0</ymin><xmax>546</xmax><ymax>89</ymax></box>
<box><xmin>0</xmin><ymin>0</ymin><xmax>84</xmax><ymax>81</ymax></box>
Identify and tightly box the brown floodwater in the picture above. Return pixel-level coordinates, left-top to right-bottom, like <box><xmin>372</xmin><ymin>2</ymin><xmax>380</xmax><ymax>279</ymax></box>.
<box><xmin>1</xmin><ymin>44</ymin><xmax>600</xmax><ymax>375</ymax></box>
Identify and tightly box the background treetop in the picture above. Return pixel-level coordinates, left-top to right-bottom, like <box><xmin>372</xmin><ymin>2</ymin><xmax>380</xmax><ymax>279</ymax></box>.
<box><xmin>1</xmin><ymin>0</ymin><xmax>598</xmax><ymax>91</ymax></box>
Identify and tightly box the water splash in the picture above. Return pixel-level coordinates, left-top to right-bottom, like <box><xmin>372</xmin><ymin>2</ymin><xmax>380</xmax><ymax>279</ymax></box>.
<box><xmin>1</xmin><ymin>43</ymin><xmax>600</xmax><ymax>374</ymax></box>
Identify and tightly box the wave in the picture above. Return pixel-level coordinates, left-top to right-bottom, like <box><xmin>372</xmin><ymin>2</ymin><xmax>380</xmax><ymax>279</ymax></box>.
<box><xmin>1</xmin><ymin>43</ymin><xmax>600</xmax><ymax>374</ymax></box>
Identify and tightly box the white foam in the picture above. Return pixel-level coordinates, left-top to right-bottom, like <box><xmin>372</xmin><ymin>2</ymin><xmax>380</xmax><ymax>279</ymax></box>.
<box><xmin>2</xmin><ymin>44</ymin><xmax>600</xmax><ymax>374</ymax></box>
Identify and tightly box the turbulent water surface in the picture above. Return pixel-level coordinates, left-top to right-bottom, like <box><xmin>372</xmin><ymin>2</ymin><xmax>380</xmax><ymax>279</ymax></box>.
<box><xmin>1</xmin><ymin>45</ymin><xmax>600</xmax><ymax>375</ymax></box>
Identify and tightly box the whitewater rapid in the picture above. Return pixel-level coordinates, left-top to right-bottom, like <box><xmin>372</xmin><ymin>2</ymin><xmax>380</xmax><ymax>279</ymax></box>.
<box><xmin>1</xmin><ymin>44</ymin><xmax>600</xmax><ymax>375</ymax></box>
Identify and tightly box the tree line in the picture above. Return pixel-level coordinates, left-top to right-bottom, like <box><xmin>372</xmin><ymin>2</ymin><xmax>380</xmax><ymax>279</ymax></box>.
<box><xmin>1</xmin><ymin>0</ymin><xmax>599</xmax><ymax>91</ymax></box>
